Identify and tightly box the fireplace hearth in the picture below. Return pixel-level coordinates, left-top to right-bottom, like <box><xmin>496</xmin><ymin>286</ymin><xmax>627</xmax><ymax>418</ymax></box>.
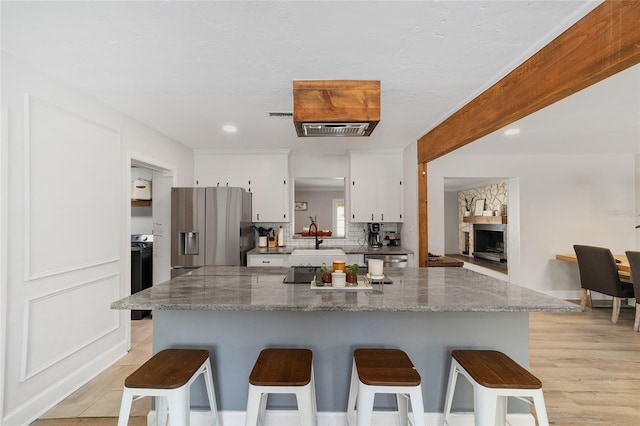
<box><xmin>473</xmin><ymin>224</ymin><xmax>507</xmax><ymax>263</ymax></box>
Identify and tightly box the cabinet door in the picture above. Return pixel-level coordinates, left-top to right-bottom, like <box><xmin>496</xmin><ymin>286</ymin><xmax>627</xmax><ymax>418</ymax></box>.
<box><xmin>377</xmin><ymin>178</ymin><xmax>402</xmax><ymax>222</ymax></box>
<box><xmin>250</xmin><ymin>176</ymin><xmax>289</xmax><ymax>222</ymax></box>
<box><xmin>350</xmin><ymin>179</ymin><xmax>377</xmax><ymax>222</ymax></box>
<box><xmin>247</xmin><ymin>255</ymin><xmax>287</xmax><ymax>267</ymax></box>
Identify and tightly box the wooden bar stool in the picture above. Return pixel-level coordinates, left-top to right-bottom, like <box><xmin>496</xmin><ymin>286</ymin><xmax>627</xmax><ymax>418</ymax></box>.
<box><xmin>117</xmin><ymin>348</ymin><xmax>218</xmax><ymax>426</ymax></box>
<box><xmin>245</xmin><ymin>348</ymin><xmax>317</xmax><ymax>426</ymax></box>
<box><xmin>443</xmin><ymin>350</ymin><xmax>548</xmax><ymax>426</ymax></box>
<box><xmin>347</xmin><ymin>348</ymin><xmax>425</xmax><ymax>426</ymax></box>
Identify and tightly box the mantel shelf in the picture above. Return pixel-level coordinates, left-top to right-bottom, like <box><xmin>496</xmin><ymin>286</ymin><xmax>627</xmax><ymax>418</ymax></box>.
<box><xmin>463</xmin><ymin>216</ymin><xmax>507</xmax><ymax>224</ymax></box>
<box><xmin>131</xmin><ymin>200</ymin><xmax>152</xmax><ymax>207</ymax></box>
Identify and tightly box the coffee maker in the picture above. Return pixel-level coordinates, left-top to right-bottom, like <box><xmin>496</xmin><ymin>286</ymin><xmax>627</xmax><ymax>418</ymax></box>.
<box><xmin>367</xmin><ymin>223</ymin><xmax>382</xmax><ymax>248</ymax></box>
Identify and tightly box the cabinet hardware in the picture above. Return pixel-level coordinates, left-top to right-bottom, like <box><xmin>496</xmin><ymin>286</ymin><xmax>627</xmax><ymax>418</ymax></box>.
<box><xmin>371</xmin><ymin>214</ymin><xmax>374</xmax><ymax>221</ymax></box>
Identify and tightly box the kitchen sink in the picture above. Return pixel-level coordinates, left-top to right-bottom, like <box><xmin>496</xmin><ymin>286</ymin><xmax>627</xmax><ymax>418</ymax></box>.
<box><xmin>289</xmin><ymin>248</ymin><xmax>346</xmax><ymax>266</ymax></box>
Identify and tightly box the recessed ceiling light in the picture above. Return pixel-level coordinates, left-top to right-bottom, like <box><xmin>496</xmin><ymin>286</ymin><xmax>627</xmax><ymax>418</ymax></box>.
<box><xmin>223</xmin><ymin>125</ymin><xmax>237</xmax><ymax>133</ymax></box>
<box><xmin>503</xmin><ymin>128</ymin><xmax>520</xmax><ymax>136</ymax></box>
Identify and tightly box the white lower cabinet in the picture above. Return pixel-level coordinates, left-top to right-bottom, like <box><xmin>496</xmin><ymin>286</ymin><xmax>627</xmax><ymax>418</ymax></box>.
<box><xmin>247</xmin><ymin>254</ymin><xmax>288</xmax><ymax>267</ymax></box>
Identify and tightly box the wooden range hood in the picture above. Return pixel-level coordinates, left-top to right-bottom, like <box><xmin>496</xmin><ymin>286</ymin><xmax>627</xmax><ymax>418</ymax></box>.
<box><xmin>293</xmin><ymin>80</ymin><xmax>380</xmax><ymax>137</ymax></box>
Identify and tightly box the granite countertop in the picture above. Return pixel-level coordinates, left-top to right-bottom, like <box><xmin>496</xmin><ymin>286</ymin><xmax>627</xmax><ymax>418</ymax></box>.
<box><xmin>111</xmin><ymin>266</ymin><xmax>580</xmax><ymax>313</ymax></box>
<box><xmin>247</xmin><ymin>246</ymin><xmax>413</xmax><ymax>255</ymax></box>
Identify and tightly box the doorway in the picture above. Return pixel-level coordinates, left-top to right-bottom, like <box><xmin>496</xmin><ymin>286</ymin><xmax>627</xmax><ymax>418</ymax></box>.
<box><xmin>128</xmin><ymin>157</ymin><xmax>175</xmax><ymax>352</ymax></box>
<box><xmin>443</xmin><ymin>177</ymin><xmax>520</xmax><ymax>282</ymax></box>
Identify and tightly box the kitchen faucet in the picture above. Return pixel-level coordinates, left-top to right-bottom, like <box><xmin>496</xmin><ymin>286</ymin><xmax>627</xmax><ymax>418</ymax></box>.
<box><xmin>310</xmin><ymin>222</ymin><xmax>323</xmax><ymax>249</ymax></box>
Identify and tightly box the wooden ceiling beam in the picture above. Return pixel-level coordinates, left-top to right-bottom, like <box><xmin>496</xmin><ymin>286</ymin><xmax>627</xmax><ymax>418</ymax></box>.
<box><xmin>417</xmin><ymin>0</ymin><xmax>640</xmax><ymax>163</ymax></box>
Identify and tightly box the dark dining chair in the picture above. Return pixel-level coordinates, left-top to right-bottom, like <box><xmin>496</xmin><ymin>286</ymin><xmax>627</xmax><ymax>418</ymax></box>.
<box><xmin>573</xmin><ymin>245</ymin><xmax>634</xmax><ymax>323</ymax></box>
<box><xmin>623</xmin><ymin>251</ymin><xmax>640</xmax><ymax>331</ymax></box>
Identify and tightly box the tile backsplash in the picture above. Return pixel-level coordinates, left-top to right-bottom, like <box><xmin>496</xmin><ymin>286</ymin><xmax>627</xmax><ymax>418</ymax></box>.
<box><xmin>254</xmin><ymin>222</ymin><xmax>400</xmax><ymax>248</ymax></box>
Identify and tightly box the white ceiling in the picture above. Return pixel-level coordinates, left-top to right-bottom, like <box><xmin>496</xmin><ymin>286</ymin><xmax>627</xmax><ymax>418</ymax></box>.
<box><xmin>2</xmin><ymin>0</ymin><xmax>616</xmax><ymax>156</ymax></box>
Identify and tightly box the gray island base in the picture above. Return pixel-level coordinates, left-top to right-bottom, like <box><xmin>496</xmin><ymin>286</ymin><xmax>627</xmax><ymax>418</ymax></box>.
<box><xmin>112</xmin><ymin>266</ymin><xmax>579</xmax><ymax>421</ymax></box>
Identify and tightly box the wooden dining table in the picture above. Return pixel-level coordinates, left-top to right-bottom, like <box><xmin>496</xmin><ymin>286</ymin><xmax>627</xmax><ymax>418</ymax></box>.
<box><xmin>555</xmin><ymin>253</ymin><xmax>631</xmax><ymax>279</ymax></box>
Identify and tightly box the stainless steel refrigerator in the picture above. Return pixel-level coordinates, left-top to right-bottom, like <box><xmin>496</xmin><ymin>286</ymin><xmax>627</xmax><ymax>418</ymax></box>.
<box><xmin>171</xmin><ymin>187</ymin><xmax>252</xmax><ymax>276</ymax></box>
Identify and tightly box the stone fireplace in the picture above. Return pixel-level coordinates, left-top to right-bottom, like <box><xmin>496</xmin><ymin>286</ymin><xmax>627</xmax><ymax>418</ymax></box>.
<box><xmin>473</xmin><ymin>224</ymin><xmax>507</xmax><ymax>263</ymax></box>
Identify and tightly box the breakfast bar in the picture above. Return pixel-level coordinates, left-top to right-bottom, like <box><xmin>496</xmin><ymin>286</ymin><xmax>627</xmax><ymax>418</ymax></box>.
<box><xmin>111</xmin><ymin>266</ymin><xmax>579</xmax><ymax>417</ymax></box>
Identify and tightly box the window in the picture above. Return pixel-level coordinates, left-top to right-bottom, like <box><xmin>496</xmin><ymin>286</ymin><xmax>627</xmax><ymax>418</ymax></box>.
<box><xmin>333</xmin><ymin>199</ymin><xmax>345</xmax><ymax>237</ymax></box>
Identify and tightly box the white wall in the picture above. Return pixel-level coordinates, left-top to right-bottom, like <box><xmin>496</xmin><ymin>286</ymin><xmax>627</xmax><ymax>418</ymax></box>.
<box><xmin>0</xmin><ymin>54</ymin><xmax>193</xmax><ymax>425</ymax></box>
<box><xmin>443</xmin><ymin>191</ymin><xmax>459</xmax><ymax>254</ymax></box>
<box><xmin>402</xmin><ymin>141</ymin><xmax>419</xmax><ymax>259</ymax></box>
<box><xmin>428</xmin><ymin>153</ymin><xmax>636</xmax><ymax>297</ymax></box>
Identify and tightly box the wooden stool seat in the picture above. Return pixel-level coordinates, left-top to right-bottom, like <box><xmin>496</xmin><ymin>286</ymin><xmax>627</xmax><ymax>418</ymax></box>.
<box><xmin>249</xmin><ymin>348</ymin><xmax>312</xmax><ymax>387</ymax></box>
<box><xmin>443</xmin><ymin>349</ymin><xmax>548</xmax><ymax>426</ymax></box>
<box><xmin>245</xmin><ymin>348</ymin><xmax>317</xmax><ymax>425</ymax></box>
<box><xmin>452</xmin><ymin>350</ymin><xmax>542</xmax><ymax>389</ymax></box>
<box><xmin>354</xmin><ymin>348</ymin><xmax>421</xmax><ymax>387</ymax></box>
<box><xmin>125</xmin><ymin>348</ymin><xmax>209</xmax><ymax>389</ymax></box>
<box><xmin>347</xmin><ymin>348</ymin><xmax>425</xmax><ymax>426</ymax></box>
<box><xmin>118</xmin><ymin>348</ymin><xmax>218</xmax><ymax>426</ymax></box>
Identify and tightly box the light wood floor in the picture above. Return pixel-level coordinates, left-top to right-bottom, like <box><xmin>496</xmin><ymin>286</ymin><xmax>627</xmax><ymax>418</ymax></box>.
<box><xmin>31</xmin><ymin>317</ymin><xmax>153</xmax><ymax>425</ymax></box>
<box><xmin>529</xmin><ymin>303</ymin><xmax>640</xmax><ymax>425</ymax></box>
<box><xmin>32</xmin><ymin>305</ymin><xmax>640</xmax><ymax>425</ymax></box>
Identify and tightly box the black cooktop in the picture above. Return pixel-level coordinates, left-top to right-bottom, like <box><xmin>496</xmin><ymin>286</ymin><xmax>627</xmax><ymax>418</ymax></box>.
<box><xmin>283</xmin><ymin>266</ymin><xmax>393</xmax><ymax>284</ymax></box>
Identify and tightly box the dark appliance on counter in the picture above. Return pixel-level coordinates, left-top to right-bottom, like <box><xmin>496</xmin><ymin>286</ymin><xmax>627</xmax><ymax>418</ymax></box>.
<box><xmin>131</xmin><ymin>234</ymin><xmax>153</xmax><ymax>320</ymax></box>
<box><xmin>171</xmin><ymin>187</ymin><xmax>252</xmax><ymax>277</ymax></box>
<box><xmin>385</xmin><ymin>231</ymin><xmax>401</xmax><ymax>247</ymax></box>
<box><xmin>367</xmin><ymin>222</ymin><xmax>382</xmax><ymax>248</ymax></box>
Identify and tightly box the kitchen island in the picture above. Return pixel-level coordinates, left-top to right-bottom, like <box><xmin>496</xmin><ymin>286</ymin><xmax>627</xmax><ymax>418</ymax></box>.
<box><xmin>112</xmin><ymin>266</ymin><xmax>579</xmax><ymax>420</ymax></box>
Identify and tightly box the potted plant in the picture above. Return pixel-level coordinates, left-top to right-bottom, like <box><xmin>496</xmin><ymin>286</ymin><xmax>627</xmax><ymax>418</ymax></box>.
<box><xmin>345</xmin><ymin>264</ymin><xmax>359</xmax><ymax>285</ymax></box>
<box><xmin>463</xmin><ymin>196</ymin><xmax>475</xmax><ymax>217</ymax></box>
<box><xmin>320</xmin><ymin>264</ymin><xmax>332</xmax><ymax>285</ymax></box>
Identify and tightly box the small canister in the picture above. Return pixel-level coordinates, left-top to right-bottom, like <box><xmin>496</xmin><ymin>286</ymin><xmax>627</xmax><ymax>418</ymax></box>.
<box><xmin>368</xmin><ymin>259</ymin><xmax>384</xmax><ymax>276</ymax></box>
<box><xmin>332</xmin><ymin>260</ymin><xmax>346</xmax><ymax>272</ymax></box>
<box><xmin>332</xmin><ymin>271</ymin><xmax>346</xmax><ymax>287</ymax></box>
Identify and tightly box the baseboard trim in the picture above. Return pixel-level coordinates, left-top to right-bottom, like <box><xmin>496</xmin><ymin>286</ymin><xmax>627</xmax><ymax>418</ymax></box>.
<box><xmin>5</xmin><ymin>342</ymin><xmax>128</xmax><ymax>426</ymax></box>
<box><xmin>149</xmin><ymin>409</ymin><xmax>537</xmax><ymax>426</ymax></box>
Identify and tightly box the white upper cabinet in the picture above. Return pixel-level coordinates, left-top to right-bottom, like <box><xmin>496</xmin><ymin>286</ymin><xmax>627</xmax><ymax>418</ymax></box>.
<box><xmin>349</xmin><ymin>152</ymin><xmax>403</xmax><ymax>223</ymax></box>
<box><xmin>194</xmin><ymin>150</ymin><xmax>290</xmax><ymax>223</ymax></box>
<box><xmin>249</xmin><ymin>175</ymin><xmax>289</xmax><ymax>222</ymax></box>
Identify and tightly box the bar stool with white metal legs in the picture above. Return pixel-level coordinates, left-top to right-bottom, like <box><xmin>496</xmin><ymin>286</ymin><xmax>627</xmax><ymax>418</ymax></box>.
<box><xmin>245</xmin><ymin>348</ymin><xmax>317</xmax><ymax>426</ymax></box>
<box><xmin>347</xmin><ymin>348</ymin><xmax>425</xmax><ymax>426</ymax></box>
<box><xmin>443</xmin><ymin>350</ymin><xmax>548</xmax><ymax>426</ymax></box>
<box><xmin>117</xmin><ymin>348</ymin><xmax>218</xmax><ymax>426</ymax></box>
